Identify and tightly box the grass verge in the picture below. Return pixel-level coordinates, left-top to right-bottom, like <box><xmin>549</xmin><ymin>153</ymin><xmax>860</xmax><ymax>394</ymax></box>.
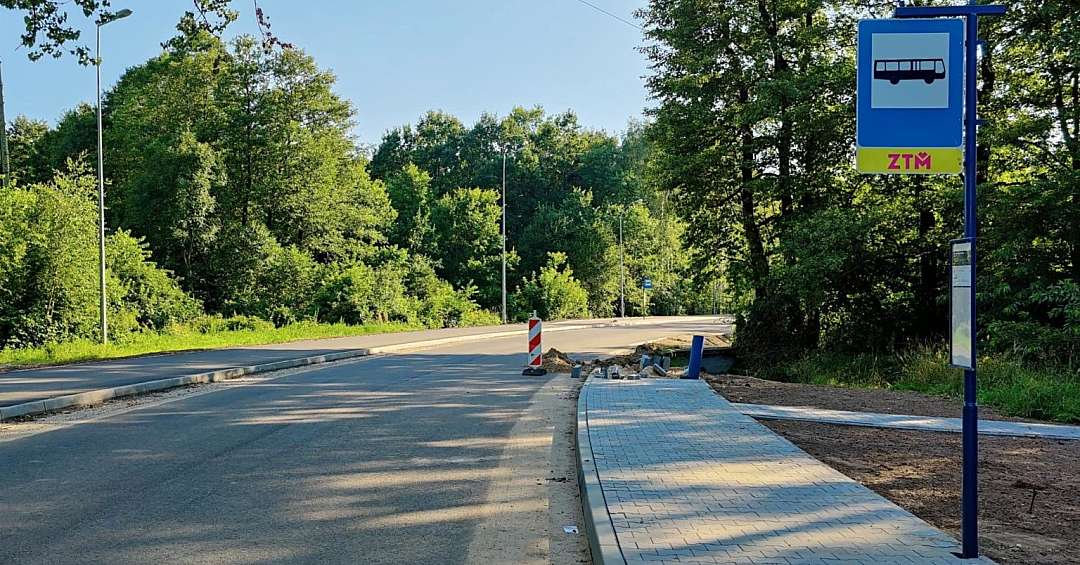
<box><xmin>764</xmin><ymin>347</ymin><xmax>1080</xmax><ymax>423</ymax></box>
<box><xmin>0</xmin><ymin>320</ymin><xmax>430</xmax><ymax>371</ymax></box>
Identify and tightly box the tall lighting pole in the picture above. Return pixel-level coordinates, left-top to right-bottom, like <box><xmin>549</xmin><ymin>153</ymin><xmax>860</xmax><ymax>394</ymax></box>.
<box><xmin>96</xmin><ymin>8</ymin><xmax>133</xmax><ymax>344</ymax></box>
<box><xmin>0</xmin><ymin>59</ymin><xmax>9</xmax><ymax>189</ymax></box>
<box><xmin>619</xmin><ymin>212</ymin><xmax>625</xmax><ymax>318</ymax></box>
<box><xmin>501</xmin><ymin>145</ymin><xmax>508</xmax><ymax>324</ymax></box>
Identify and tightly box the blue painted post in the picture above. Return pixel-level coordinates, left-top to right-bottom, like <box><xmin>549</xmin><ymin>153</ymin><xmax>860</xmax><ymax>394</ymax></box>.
<box><xmin>891</xmin><ymin>5</ymin><xmax>1004</xmax><ymax>558</ymax></box>
<box><xmin>684</xmin><ymin>335</ymin><xmax>704</xmax><ymax>380</ymax></box>
<box><xmin>885</xmin><ymin>4</ymin><xmax>1002</xmax><ymax>557</ymax></box>
<box><xmin>960</xmin><ymin>10</ymin><xmax>980</xmax><ymax>559</ymax></box>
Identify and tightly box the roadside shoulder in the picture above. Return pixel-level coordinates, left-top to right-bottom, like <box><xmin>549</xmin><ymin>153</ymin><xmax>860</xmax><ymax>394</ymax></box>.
<box><xmin>576</xmin><ymin>378</ymin><xmax>626</xmax><ymax>565</ymax></box>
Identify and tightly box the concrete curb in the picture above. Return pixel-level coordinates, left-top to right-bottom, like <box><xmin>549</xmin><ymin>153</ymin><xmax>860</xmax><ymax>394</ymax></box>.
<box><xmin>0</xmin><ymin>317</ymin><xmax>723</xmax><ymax>421</ymax></box>
<box><xmin>0</xmin><ymin>348</ymin><xmax>372</xmax><ymax>421</ymax></box>
<box><xmin>576</xmin><ymin>378</ymin><xmax>627</xmax><ymax>565</ymax></box>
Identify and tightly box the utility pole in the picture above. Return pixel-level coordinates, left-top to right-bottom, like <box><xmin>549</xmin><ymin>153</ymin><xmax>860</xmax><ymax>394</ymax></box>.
<box><xmin>501</xmin><ymin>146</ymin><xmax>507</xmax><ymax>324</ymax></box>
<box><xmin>619</xmin><ymin>213</ymin><xmax>625</xmax><ymax>318</ymax></box>
<box><xmin>0</xmin><ymin>59</ymin><xmax>9</xmax><ymax>189</ymax></box>
<box><xmin>95</xmin><ymin>8</ymin><xmax>134</xmax><ymax>345</ymax></box>
<box><xmin>97</xmin><ymin>23</ymin><xmax>108</xmax><ymax>345</ymax></box>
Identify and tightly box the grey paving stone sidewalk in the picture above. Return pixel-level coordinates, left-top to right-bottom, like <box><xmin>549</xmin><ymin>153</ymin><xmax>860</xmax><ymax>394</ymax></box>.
<box><xmin>582</xmin><ymin>379</ymin><xmax>995</xmax><ymax>565</ymax></box>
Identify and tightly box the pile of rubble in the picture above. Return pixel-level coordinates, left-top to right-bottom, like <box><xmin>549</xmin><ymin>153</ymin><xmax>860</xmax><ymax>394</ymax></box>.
<box><xmin>576</xmin><ymin>353</ymin><xmax>682</xmax><ymax>381</ymax></box>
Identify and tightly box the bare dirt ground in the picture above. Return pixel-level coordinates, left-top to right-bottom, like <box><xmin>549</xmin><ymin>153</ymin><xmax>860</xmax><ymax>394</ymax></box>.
<box><xmin>542</xmin><ymin>349</ymin><xmax>577</xmax><ymax>373</ymax></box>
<box><xmin>765</xmin><ymin>421</ymin><xmax>1080</xmax><ymax>565</ymax></box>
<box><xmin>701</xmin><ymin>373</ymin><xmax>1079</xmax><ymax>565</ymax></box>
<box><xmin>636</xmin><ymin>333</ymin><xmax>732</xmax><ymax>354</ymax></box>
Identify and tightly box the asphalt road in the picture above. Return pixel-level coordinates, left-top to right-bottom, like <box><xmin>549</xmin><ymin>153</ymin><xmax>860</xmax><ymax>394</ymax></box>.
<box><xmin>0</xmin><ymin>318</ymin><xmax>724</xmax><ymax>565</ymax></box>
<box><xmin>0</xmin><ymin>317</ymin><xmax>713</xmax><ymax>408</ymax></box>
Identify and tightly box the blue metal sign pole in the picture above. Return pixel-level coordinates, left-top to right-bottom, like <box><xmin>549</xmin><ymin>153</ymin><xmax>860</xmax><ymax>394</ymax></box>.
<box><xmin>895</xmin><ymin>3</ymin><xmax>1005</xmax><ymax>559</ymax></box>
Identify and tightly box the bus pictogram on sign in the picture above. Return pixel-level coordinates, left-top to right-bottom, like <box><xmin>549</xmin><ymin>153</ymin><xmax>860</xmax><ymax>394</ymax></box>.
<box><xmin>874</xmin><ymin>58</ymin><xmax>946</xmax><ymax>85</ymax></box>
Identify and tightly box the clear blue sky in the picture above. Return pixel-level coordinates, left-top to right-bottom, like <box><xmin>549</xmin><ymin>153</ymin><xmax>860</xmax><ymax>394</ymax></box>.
<box><xmin>1</xmin><ymin>0</ymin><xmax>651</xmax><ymax>146</ymax></box>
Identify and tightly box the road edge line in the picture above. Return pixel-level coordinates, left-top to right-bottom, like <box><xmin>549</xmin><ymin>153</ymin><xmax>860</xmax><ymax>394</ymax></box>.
<box><xmin>577</xmin><ymin>378</ymin><xmax>627</xmax><ymax>565</ymax></box>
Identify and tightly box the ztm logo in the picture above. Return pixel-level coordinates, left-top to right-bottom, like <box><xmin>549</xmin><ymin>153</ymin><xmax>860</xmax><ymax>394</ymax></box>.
<box><xmin>887</xmin><ymin>152</ymin><xmax>933</xmax><ymax>171</ymax></box>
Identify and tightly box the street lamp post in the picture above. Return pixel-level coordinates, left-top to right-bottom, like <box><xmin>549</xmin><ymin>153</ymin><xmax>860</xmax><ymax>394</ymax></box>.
<box><xmin>96</xmin><ymin>8</ymin><xmax>133</xmax><ymax>345</ymax></box>
<box><xmin>0</xmin><ymin>59</ymin><xmax>9</xmax><ymax>188</ymax></box>
<box><xmin>619</xmin><ymin>213</ymin><xmax>625</xmax><ymax>318</ymax></box>
<box><xmin>501</xmin><ymin>146</ymin><xmax>507</xmax><ymax>324</ymax></box>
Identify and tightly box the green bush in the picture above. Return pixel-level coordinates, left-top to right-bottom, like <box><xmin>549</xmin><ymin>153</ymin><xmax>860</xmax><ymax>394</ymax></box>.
<box><xmin>404</xmin><ymin>257</ymin><xmax>493</xmax><ymax>328</ymax></box>
<box><xmin>106</xmin><ymin>230</ymin><xmax>202</xmax><ymax>335</ymax></box>
<box><xmin>0</xmin><ymin>172</ymin><xmax>100</xmax><ymax>347</ymax></box>
<box><xmin>253</xmin><ymin>245</ymin><xmax>319</xmax><ymax>326</ymax></box>
<box><xmin>511</xmin><ymin>252</ymin><xmax>590</xmax><ymax>321</ymax></box>
<box><xmin>985</xmin><ymin>279</ymin><xmax>1080</xmax><ymax>366</ymax></box>
<box><xmin>0</xmin><ymin>171</ymin><xmax>203</xmax><ymax>348</ymax></box>
<box><xmin>313</xmin><ymin>261</ymin><xmax>412</xmax><ymax>325</ymax></box>
<box><xmin>204</xmin><ymin>223</ymin><xmax>281</xmax><ymax>314</ymax></box>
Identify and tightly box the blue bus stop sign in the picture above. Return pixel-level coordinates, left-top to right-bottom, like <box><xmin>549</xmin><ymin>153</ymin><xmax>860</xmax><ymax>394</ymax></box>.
<box><xmin>857</xmin><ymin>18</ymin><xmax>964</xmax><ymax>175</ymax></box>
<box><xmin>642</xmin><ymin>278</ymin><xmax>652</xmax><ymax>290</ymax></box>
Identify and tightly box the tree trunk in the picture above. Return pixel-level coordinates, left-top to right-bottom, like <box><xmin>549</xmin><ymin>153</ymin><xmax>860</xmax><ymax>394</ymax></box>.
<box><xmin>738</xmin><ymin>86</ymin><xmax>769</xmax><ymax>299</ymax></box>
<box><xmin>914</xmin><ymin>176</ymin><xmax>939</xmax><ymax>338</ymax></box>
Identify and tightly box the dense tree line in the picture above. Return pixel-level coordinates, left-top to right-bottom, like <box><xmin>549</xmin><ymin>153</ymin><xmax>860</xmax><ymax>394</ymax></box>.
<box><xmin>640</xmin><ymin>0</ymin><xmax>1078</xmax><ymax>368</ymax></box>
<box><xmin>1</xmin><ymin>25</ymin><xmax>711</xmax><ymax>348</ymax></box>
<box><xmin>0</xmin><ymin>31</ymin><xmax>498</xmax><ymax>347</ymax></box>
<box><xmin>369</xmin><ymin>110</ymin><xmax>704</xmax><ymax>319</ymax></box>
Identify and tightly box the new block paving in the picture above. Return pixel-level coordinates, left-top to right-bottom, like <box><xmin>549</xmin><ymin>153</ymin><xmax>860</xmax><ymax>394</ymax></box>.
<box><xmin>580</xmin><ymin>378</ymin><xmax>995</xmax><ymax>565</ymax></box>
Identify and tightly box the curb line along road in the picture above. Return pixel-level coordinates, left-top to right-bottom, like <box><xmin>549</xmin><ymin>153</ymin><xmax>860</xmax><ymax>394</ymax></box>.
<box><xmin>576</xmin><ymin>378</ymin><xmax>627</xmax><ymax>565</ymax></box>
<box><xmin>0</xmin><ymin>316</ymin><xmax>714</xmax><ymax>422</ymax></box>
<box><xmin>0</xmin><ymin>348</ymin><xmax>373</xmax><ymax>421</ymax></box>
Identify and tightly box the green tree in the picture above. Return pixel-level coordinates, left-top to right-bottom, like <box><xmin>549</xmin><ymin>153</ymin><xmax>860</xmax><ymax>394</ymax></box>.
<box><xmin>371</xmin><ymin>106</ymin><xmax>693</xmax><ymax>318</ymax></box>
<box><xmin>386</xmin><ymin>163</ymin><xmax>435</xmax><ymax>253</ymax></box>
<box><xmin>43</xmin><ymin>104</ymin><xmax>97</xmax><ymax>174</ymax></box>
<box><xmin>104</xmin><ymin>34</ymin><xmax>396</xmax><ymax>306</ymax></box>
<box><xmin>0</xmin><ymin>168</ymin><xmax>198</xmax><ymax>346</ymax></box>
<box><xmin>430</xmin><ymin>187</ymin><xmax>509</xmax><ymax>308</ymax></box>
<box><xmin>123</xmin><ymin>129</ymin><xmax>221</xmax><ymax>289</ymax></box>
<box><xmin>641</xmin><ymin>0</ymin><xmax>869</xmax><ymax>357</ymax></box>
<box><xmin>520</xmin><ymin>188</ymin><xmax>618</xmax><ymax>316</ymax></box>
<box><xmin>512</xmin><ymin>252</ymin><xmax>590</xmax><ymax>321</ymax></box>
<box><xmin>6</xmin><ymin>116</ymin><xmax>51</xmax><ymax>183</ymax></box>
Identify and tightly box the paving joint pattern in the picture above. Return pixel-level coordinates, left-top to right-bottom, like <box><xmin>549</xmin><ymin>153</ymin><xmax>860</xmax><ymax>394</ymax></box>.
<box><xmin>581</xmin><ymin>378</ymin><xmax>996</xmax><ymax>565</ymax></box>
